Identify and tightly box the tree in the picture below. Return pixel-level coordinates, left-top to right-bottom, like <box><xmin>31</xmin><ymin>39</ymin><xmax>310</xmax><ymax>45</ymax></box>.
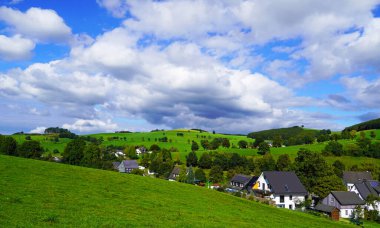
<box><xmin>276</xmin><ymin>154</ymin><xmax>291</xmax><ymax>171</ymax></box>
<box><xmin>259</xmin><ymin>153</ymin><xmax>276</xmax><ymax>171</ymax></box>
<box><xmin>210</xmin><ymin>138</ymin><xmax>221</xmax><ymax>150</ymax></box>
<box><xmin>238</xmin><ymin>140</ymin><xmax>248</xmax><ymax>149</ymax></box>
<box><xmin>195</xmin><ymin>168</ymin><xmax>206</xmax><ymax>182</ymax></box>
<box><xmin>18</xmin><ymin>140</ymin><xmax>43</xmax><ymax>158</ymax></box>
<box><xmin>186</xmin><ymin>166</ymin><xmax>195</xmax><ymax>184</ymax></box>
<box><xmin>293</xmin><ymin>149</ymin><xmax>334</xmax><ymax>195</ymax></box>
<box><xmin>191</xmin><ymin>141</ymin><xmax>199</xmax><ymax>151</ymax></box>
<box><xmin>370</xmin><ymin>131</ymin><xmax>376</xmax><ymax>139</ymax></box>
<box><xmin>62</xmin><ymin>138</ymin><xmax>86</xmax><ymax>165</ymax></box>
<box><xmin>178</xmin><ymin>165</ymin><xmax>187</xmax><ymax>182</ymax></box>
<box><xmin>149</xmin><ymin>144</ymin><xmax>161</xmax><ymax>151</ymax></box>
<box><xmin>272</xmin><ymin>135</ymin><xmax>283</xmax><ymax>147</ymax></box>
<box><xmin>257</xmin><ymin>142</ymin><xmax>270</xmax><ymax>155</ymax></box>
<box><xmin>124</xmin><ymin>145</ymin><xmax>137</xmax><ymax>159</ymax></box>
<box><xmin>229</xmin><ymin>153</ymin><xmax>243</xmax><ymax>169</ymax></box>
<box><xmin>0</xmin><ymin>136</ymin><xmax>17</xmax><ymax>156</ymax></box>
<box><xmin>25</xmin><ymin>135</ymin><xmax>31</xmax><ymax>140</ymax></box>
<box><xmin>213</xmin><ymin>153</ymin><xmax>228</xmax><ymax>170</ymax></box>
<box><xmin>332</xmin><ymin>160</ymin><xmax>345</xmax><ymax>177</ymax></box>
<box><xmin>323</xmin><ymin>141</ymin><xmax>343</xmax><ymax>156</ymax></box>
<box><xmin>82</xmin><ymin>143</ymin><xmax>102</xmax><ymax>168</ymax></box>
<box><xmin>253</xmin><ymin>136</ymin><xmax>264</xmax><ymax>148</ymax></box>
<box><xmin>131</xmin><ymin>168</ymin><xmax>144</xmax><ymax>176</ymax></box>
<box><xmin>221</xmin><ymin>138</ymin><xmax>230</xmax><ymax>148</ymax></box>
<box><xmin>313</xmin><ymin>175</ymin><xmax>345</xmax><ymax>198</ymax></box>
<box><xmin>200</xmin><ymin>140</ymin><xmax>210</xmax><ymax>150</ymax></box>
<box><xmin>209</xmin><ymin>165</ymin><xmax>223</xmax><ymax>183</ymax></box>
<box><xmin>186</xmin><ymin>151</ymin><xmax>198</xmax><ymax>167</ymax></box>
<box><xmin>198</xmin><ymin>152</ymin><xmax>212</xmax><ymax>169</ymax></box>
<box><xmin>350</xmin><ymin>130</ymin><xmax>357</xmax><ymax>140</ymax></box>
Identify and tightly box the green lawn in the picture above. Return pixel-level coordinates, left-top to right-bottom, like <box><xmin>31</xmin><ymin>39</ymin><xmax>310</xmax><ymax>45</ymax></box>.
<box><xmin>0</xmin><ymin>155</ymin><xmax>354</xmax><ymax>227</ymax></box>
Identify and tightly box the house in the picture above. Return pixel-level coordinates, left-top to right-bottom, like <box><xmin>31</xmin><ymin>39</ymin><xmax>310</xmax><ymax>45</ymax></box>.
<box><xmin>117</xmin><ymin>160</ymin><xmax>139</xmax><ymax>173</ymax></box>
<box><xmin>314</xmin><ymin>203</ymin><xmax>340</xmax><ymax>221</ymax></box>
<box><xmin>343</xmin><ymin>171</ymin><xmax>372</xmax><ymax>191</ymax></box>
<box><xmin>253</xmin><ymin>171</ymin><xmax>308</xmax><ymax>210</ymax></box>
<box><xmin>227</xmin><ymin>174</ymin><xmax>258</xmax><ymax>193</ymax></box>
<box><xmin>350</xmin><ymin>179</ymin><xmax>380</xmax><ymax>211</ymax></box>
<box><xmin>168</xmin><ymin>167</ymin><xmax>181</xmax><ymax>181</ymax></box>
<box><xmin>321</xmin><ymin>191</ymin><xmax>365</xmax><ymax>218</ymax></box>
<box><xmin>136</xmin><ymin>146</ymin><xmax>147</xmax><ymax>156</ymax></box>
<box><xmin>112</xmin><ymin>161</ymin><xmax>121</xmax><ymax>170</ymax></box>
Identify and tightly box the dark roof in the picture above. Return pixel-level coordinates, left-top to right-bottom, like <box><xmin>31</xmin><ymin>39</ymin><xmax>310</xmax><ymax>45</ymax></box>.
<box><xmin>230</xmin><ymin>174</ymin><xmax>252</xmax><ymax>184</ymax></box>
<box><xmin>263</xmin><ymin>171</ymin><xmax>308</xmax><ymax>195</ymax></box>
<box><xmin>315</xmin><ymin>203</ymin><xmax>338</xmax><ymax>213</ymax></box>
<box><xmin>112</xmin><ymin>162</ymin><xmax>121</xmax><ymax>170</ymax></box>
<box><xmin>122</xmin><ymin>160</ymin><xmax>139</xmax><ymax>169</ymax></box>
<box><xmin>343</xmin><ymin>171</ymin><xmax>372</xmax><ymax>184</ymax></box>
<box><xmin>355</xmin><ymin>180</ymin><xmax>380</xmax><ymax>199</ymax></box>
<box><xmin>331</xmin><ymin>191</ymin><xmax>365</xmax><ymax>205</ymax></box>
<box><xmin>168</xmin><ymin>167</ymin><xmax>181</xmax><ymax>180</ymax></box>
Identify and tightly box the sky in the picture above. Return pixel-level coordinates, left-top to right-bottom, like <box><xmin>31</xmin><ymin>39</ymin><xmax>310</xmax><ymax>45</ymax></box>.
<box><xmin>1</xmin><ymin>0</ymin><xmax>380</xmax><ymax>134</ymax></box>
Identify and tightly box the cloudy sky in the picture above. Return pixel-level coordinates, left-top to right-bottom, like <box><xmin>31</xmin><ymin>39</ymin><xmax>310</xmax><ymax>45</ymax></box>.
<box><xmin>1</xmin><ymin>0</ymin><xmax>380</xmax><ymax>134</ymax></box>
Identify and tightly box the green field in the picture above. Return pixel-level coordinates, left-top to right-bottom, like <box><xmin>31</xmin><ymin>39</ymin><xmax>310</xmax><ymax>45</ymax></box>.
<box><xmin>0</xmin><ymin>155</ymin><xmax>356</xmax><ymax>227</ymax></box>
<box><xmin>8</xmin><ymin>129</ymin><xmax>380</xmax><ymax>169</ymax></box>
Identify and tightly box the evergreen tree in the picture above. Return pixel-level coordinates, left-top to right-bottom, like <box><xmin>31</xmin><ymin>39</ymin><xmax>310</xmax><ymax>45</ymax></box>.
<box><xmin>186</xmin><ymin>151</ymin><xmax>198</xmax><ymax>167</ymax></box>
<box><xmin>191</xmin><ymin>141</ymin><xmax>199</xmax><ymax>151</ymax></box>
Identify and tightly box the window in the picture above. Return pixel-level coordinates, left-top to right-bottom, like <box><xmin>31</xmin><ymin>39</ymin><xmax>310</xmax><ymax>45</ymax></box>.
<box><xmin>289</xmin><ymin>195</ymin><xmax>292</xmax><ymax>200</ymax></box>
<box><xmin>330</xmin><ymin>197</ymin><xmax>335</xmax><ymax>204</ymax></box>
<box><xmin>280</xmin><ymin>195</ymin><xmax>284</xmax><ymax>203</ymax></box>
<box><xmin>289</xmin><ymin>205</ymin><xmax>293</xmax><ymax>210</ymax></box>
<box><xmin>345</xmin><ymin>210</ymin><xmax>348</xmax><ymax>215</ymax></box>
<box><xmin>258</xmin><ymin>182</ymin><xmax>260</xmax><ymax>187</ymax></box>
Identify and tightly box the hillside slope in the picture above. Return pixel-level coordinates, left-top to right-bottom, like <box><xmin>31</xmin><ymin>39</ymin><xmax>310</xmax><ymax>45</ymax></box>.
<box><xmin>343</xmin><ymin>118</ymin><xmax>380</xmax><ymax>132</ymax></box>
<box><xmin>0</xmin><ymin>156</ymin><xmax>352</xmax><ymax>227</ymax></box>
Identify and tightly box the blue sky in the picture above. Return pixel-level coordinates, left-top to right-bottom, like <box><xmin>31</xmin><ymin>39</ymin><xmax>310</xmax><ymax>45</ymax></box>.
<box><xmin>1</xmin><ymin>0</ymin><xmax>380</xmax><ymax>134</ymax></box>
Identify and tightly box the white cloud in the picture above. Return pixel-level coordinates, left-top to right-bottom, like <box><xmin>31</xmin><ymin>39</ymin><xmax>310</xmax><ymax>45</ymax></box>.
<box><xmin>63</xmin><ymin>119</ymin><xmax>118</xmax><ymax>133</ymax></box>
<box><xmin>0</xmin><ymin>6</ymin><xmax>72</xmax><ymax>43</ymax></box>
<box><xmin>97</xmin><ymin>0</ymin><xmax>129</xmax><ymax>18</ymax></box>
<box><xmin>0</xmin><ymin>34</ymin><xmax>35</xmax><ymax>60</ymax></box>
<box><xmin>29</xmin><ymin>126</ymin><xmax>46</xmax><ymax>134</ymax></box>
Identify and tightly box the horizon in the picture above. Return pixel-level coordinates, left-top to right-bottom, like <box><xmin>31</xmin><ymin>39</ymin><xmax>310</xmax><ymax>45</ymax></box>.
<box><xmin>1</xmin><ymin>0</ymin><xmax>380</xmax><ymax>135</ymax></box>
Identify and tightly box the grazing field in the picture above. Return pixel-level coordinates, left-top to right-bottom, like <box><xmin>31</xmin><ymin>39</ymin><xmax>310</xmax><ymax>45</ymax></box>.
<box><xmin>0</xmin><ymin>155</ymin><xmax>354</xmax><ymax>227</ymax></box>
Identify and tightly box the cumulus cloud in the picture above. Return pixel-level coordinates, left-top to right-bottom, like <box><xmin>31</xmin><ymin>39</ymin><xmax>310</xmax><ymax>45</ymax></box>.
<box><xmin>0</xmin><ymin>34</ymin><xmax>35</xmax><ymax>60</ymax></box>
<box><xmin>0</xmin><ymin>6</ymin><xmax>72</xmax><ymax>43</ymax></box>
<box><xmin>96</xmin><ymin>0</ymin><xmax>129</xmax><ymax>18</ymax></box>
<box><xmin>63</xmin><ymin>119</ymin><xmax>118</xmax><ymax>132</ymax></box>
<box><xmin>29</xmin><ymin>126</ymin><xmax>46</xmax><ymax>134</ymax></box>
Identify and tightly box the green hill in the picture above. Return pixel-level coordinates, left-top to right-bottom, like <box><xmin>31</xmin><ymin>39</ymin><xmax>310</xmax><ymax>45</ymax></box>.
<box><xmin>0</xmin><ymin>155</ymin><xmax>352</xmax><ymax>227</ymax></box>
<box><xmin>343</xmin><ymin>118</ymin><xmax>380</xmax><ymax>132</ymax></box>
<box><xmin>247</xmin><ymin>126</ymin><xmax>319</xmax><ymax>141</ymax></box>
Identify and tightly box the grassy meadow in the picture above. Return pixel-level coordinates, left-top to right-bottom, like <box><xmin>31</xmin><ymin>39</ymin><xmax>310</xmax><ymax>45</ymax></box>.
<box><xmin>0</xmin><ymin>155</ymin><xmax>356</xmax><ymax>227</ymax></box>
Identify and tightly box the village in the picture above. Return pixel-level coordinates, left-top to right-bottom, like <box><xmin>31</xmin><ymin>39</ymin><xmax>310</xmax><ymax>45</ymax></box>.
<box><xmin>113</xmin><ymin>146</ymin><xmax>380</xmax><ymax>223</ymax></box>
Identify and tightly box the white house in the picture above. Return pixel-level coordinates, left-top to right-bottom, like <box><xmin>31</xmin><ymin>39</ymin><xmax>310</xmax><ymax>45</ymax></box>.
<box><xmin>253</xmin><ymin>171</ymin><xmax>308</xmax><ymax>210</ymax></box>
<box><xmin>343</xmin><ymin>171</ymin><xmax>372</xmax><ymax>191</ymax></box>
<box><xmin>322</xmin><ymin>191</ymin><xmax>365</xmax><ymax>218</ymax></box>
<box><xmin>350</xmin><ymin>180</ymin><xmax>380</xmax><ymax>211</ymax></box>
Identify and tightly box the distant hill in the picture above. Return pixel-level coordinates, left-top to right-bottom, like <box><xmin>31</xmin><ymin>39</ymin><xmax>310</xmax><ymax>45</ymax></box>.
<box><xmin>343</xmin><ymin>118</ymin><xmax>380</xmax><ymax>132</ymax></box>
<box><xmin>0</xmin><ymin>155</ymin><xmax>349</xmax><ymax>227</ymax></box>
<box><xmin>247</xmin><ymin>126</ymin><xmax>319</xmax><ymax>140</ymax></box>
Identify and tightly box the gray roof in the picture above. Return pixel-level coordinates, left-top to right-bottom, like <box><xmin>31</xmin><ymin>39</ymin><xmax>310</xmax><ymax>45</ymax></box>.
<box><xmin>263</xmin><ymin>171</ymin><xmax>308</xmax><ymax>195</ymax></box>
<box><xmin>355</xmin><ymin>180</ymin><xmax>380</xmax><ymax>199</ymax></box>
<box><xmin>122</xmin><ymin>160</ymin><xmax>139</xmax><ymax>169</ymax></box>
<box><xmin>231</xmin><ymin>174</ymin><xmax>252</xmax><ymax>184</ymax></box>
<box><xmin>343</xmin><ymin>171</ymin><xmax>372</xmax><ymax>184</ymax></box>
<box><xmin>315</xmin><ymin>203</ymin><xmax>338</xmax><ymax>213</ymax></box>
<box><xmin>168</xmin><ymin>167</ymin><xmax>181</xmax><ymax>180</ymax></box>
<box><xmin>112</xmin><ymin>162</ymin><xmax>121</xmax><ymax>170</ymax></box>
<box><xmin>331</xmin><ymin>191</ymin><xmax>365</xmax><ymax>205</ymax></box>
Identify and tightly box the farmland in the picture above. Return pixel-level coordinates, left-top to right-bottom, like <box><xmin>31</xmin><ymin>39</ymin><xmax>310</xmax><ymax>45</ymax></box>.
<box><xmin>0</xmin><ymin>155</ymin><xmax>354</xmax><ymax>227</ymax></box>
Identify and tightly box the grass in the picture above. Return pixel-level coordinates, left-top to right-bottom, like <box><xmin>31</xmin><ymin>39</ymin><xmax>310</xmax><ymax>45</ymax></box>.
<box><xmin>0</xmin><ymin>155</ymin><xmax>355</xmax><ymax>227</ymax></box>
